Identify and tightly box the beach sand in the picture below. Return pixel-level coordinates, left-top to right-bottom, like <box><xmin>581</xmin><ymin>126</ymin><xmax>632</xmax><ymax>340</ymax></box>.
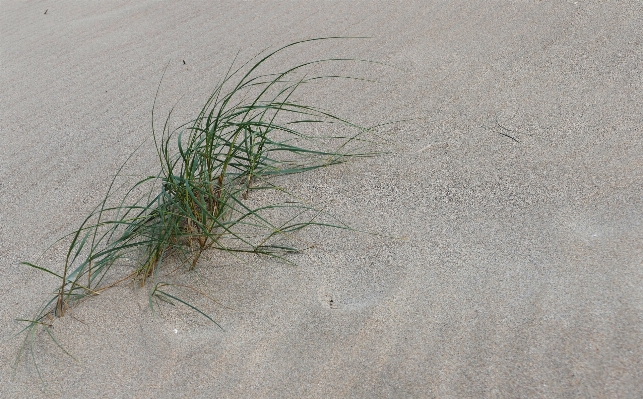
<box><xmin>2</xmin><ymin>1</ymin><xmax>642</xmax><ymax>397</ymax></box>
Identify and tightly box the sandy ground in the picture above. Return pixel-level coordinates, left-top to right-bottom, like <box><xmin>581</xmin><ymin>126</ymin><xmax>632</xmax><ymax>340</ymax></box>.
<box><xmin>2</xmin><ymin>1</ymin><xmax>642</xmax><ymax>397</ymax></box>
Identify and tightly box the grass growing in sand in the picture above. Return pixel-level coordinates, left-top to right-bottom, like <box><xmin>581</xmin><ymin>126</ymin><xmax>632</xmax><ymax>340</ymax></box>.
<box><xmin>15</xmin><ymin>38</ymin><xmax>379</xmax><ymax>369</ymax></box>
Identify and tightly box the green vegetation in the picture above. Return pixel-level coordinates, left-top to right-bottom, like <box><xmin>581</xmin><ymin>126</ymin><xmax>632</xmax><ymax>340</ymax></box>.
<box><xmin>16</xmin><ymin>38</ymin><xmax>376</xmax><ymax>367</ymax></box>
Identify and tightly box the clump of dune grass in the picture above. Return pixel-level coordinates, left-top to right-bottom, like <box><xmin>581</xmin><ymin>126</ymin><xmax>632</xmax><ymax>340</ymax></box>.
<box><xmin>15</xmin><ymin>38</ymin><xmax>377</xmax><ymax>368</ymax></box>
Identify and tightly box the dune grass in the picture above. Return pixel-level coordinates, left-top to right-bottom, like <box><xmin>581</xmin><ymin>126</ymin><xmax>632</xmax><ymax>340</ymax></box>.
<box><xmin>15</xmin><ymin>38</ymin><xmax>377</xmax><ymax>368</ymax></box>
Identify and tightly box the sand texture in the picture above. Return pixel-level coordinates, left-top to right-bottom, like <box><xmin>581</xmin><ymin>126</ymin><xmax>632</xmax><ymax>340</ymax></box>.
<box><xmin>2</xmin><ymin>1</ymin><xmax>642</xmax><ymax>397</ymax></box>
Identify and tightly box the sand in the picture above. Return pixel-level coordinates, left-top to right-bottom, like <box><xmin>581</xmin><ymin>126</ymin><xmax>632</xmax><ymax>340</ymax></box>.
<box><xmin>2</xmin><ymin>1</ymin><xmax>642</xmax><ymax>397</ymax></box>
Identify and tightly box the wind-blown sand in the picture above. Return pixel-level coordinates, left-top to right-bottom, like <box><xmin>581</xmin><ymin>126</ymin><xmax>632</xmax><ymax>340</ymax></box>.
<box><xmin>2</xmin><ymin>1</ymin><xmax>642</xmax><ymax>397</ymax></box>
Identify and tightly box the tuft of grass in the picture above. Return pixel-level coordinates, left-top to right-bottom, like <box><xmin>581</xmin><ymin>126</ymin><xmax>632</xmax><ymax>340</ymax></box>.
<box><xmin>15</xmin><ymin>38</ymin><xmax>379</xmax><ymax>366</ymax></box>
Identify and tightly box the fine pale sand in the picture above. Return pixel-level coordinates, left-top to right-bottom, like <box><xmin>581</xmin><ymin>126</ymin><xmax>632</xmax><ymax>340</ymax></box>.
<box><xmin>2</xmin><ymin>1</ymin><xmax>642</xmax><ymax>397</ymax></box>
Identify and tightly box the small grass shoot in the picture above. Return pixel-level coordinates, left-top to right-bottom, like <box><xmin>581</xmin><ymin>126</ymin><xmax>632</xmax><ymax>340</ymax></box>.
<box><xmin>15</xmin><ymin>38</ymin><xmax>377</xmax><ymax>368</ymax></box>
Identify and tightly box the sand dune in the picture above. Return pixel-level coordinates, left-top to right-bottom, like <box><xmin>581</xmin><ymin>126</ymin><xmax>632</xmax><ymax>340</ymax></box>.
<box><xmin>2</xmin><ymin>1</ymin><xmax>642</xmax><ymax>397</ymax></box>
